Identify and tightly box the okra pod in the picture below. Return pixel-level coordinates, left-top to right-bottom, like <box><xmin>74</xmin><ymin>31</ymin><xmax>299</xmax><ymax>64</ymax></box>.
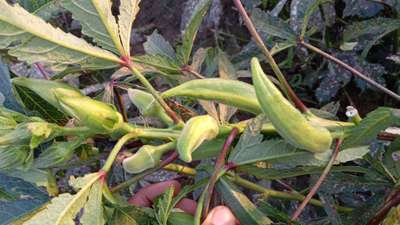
<box><xmin>177</xmin><ymin>115</ymin><xmax>219</xmax><ymax>162</ymax></box>
<box><xmin>251</xmin><ymin>58</ymin><xmax>332</xmax><ymax>153</ymax></box>
<box><xmin>162</xmin><ymin>78</ymin><xmax>262</xmax><ymax>114</ymax></box>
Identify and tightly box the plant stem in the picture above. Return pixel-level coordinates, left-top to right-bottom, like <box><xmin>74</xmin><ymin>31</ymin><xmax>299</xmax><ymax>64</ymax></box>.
<box><xmin>162</xmin><ymin>164</ymin><xmax>353</xmax><ymax>213</ymax></box>
<box><xmin>181</xmin><ymin>65</ymin><xmax>206</xmax><ymax>79</ymax></box>
<box><xmin>299</xmin><ymin>40</ymin><xmax>400</xmax><ymax>101</ymax></box>
<box><xmin>367</xmin><ymin>188</ymin><xmax>400</xmax><ymax>225</ymax></box>
<box><xmin>127</xmin><ymin>64</ymin><xmax>183</xmax><ymax>124</ymax></box>
<box><xmin>111</xmin><ymin>151</ymin><xmax>179</xmax><ymax>192</ymax></box>
<box><xmin>203</xmin><ymin>128</ymin><xmax>239</xmax><ymax>217</ymax></box>
<box><xmin>232</xmin><ymin>0</ymin><xmax>308</xmax><ymax>113</ymax></box>
<box><xmin>101</xmin><ymin>132</ymin><xmax>138</xmax><ymax>173</ymax></box>
<box><xmin>289</xmin><ymin>139</ymin><xmax>343</xmax><ymax>224</ymax></box>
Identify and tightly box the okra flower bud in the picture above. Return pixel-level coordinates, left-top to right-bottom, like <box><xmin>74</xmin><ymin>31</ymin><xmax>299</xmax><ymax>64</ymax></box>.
<box><xmin>34</xmin><ymin>139</ymin><xmax>83</xmax><ymax>169</ymax></box>
<box><xmin>0</xmin><ymin>122</ymin><xmax>60</xmax><ymax>149</ymax></box>
<box><xmin>251</xmin><ymin>58</ymin><xmax>332</xmax><ymax>153</ymax></box>
<box><xmin>0</xmin><ymin>116</ymin><xmax>16</xmax><ymax>135</ymax></box>
<box><xmin>54</xmin><ymin>88</ymin><xmax>124</xmax><ymax>134</ymax></box>
<box><xmin>128</xmin><ymin>89</ymin><xmax>174</xmax><ymax>126</ymax></box>
<box><xmin>177</xmin><ymin>115</ymin><xmax>219</xmax><ymax>162</ymax></box>
<box><xmin>122</xmin><ymin>145</ymin><xmax>165</xmax><ymax>174</ymax></box>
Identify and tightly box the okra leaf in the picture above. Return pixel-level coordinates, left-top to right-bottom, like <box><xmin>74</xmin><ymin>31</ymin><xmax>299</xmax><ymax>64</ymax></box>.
<box><xmin>61</xmin><ymin>0</ymin><xmax>124</xmax><ymax>55</ymax></box>
<box><xmin>118</xmin><ymin>0</ymin><xmax>140</xmax><ymax>56</ymax></box>
<box><xmin>237</xmin><ymin>165</ymin><xmax>369</xmax><ymax>180</ymax></box>
<box><xmin>343</xmin><ymin>107</ymin><xmax>400</xmax><ymax>149</ymax></box>
<box><xmin>13</xmin><ymin>85</ymin><xmax>68</xmax><ymax>124</ymax></box>
<box><xmin>0</xmin><ymin>1</ymin><xmax>120</xmax><ymax>71</ymax></box>
<box><xmin>216</xmin><ymin>178</ymin><xmax>273</xmax><ymax>225</ymax></box>
<box><xmin>24</xmin><ymin>173</ymin><xmax>102</xmax><ymax>225</ymax></box>
<box><xmin>343</xmin><ymin>18</ymin><xmax>400</xmax><ymax>57</ymax></box>
<box><xmin>0</xmin><ymin>173</ymin><xmax>49</xmax><ymax>225</ymax></box>
<box><xmin>251</xmin><ymin>8</ymin><xmax>296</xmax><ymax>43</ymax></box>
<box><xmin>110</xmin><ymin>206</ymin><xmax>155</xmax><ymax>225</ymax></box>
<box><xmin>134</xmin><ymin>54</ymin><xmax>181</xmax><ymax>74</ymax></box>
<box><xmin>144</xmin><ymin>30</ymin><xmax>177</xmax><ymax>61</ymax></box>
<box><xmin>177</xmin><ymin>0</ymin><xmax>212</xmax><ymax>65</ymax></box>
<box><xmin>384</xmin><ymin>138</ymin><xmax>400</xmax><ymax>180</ymax></box>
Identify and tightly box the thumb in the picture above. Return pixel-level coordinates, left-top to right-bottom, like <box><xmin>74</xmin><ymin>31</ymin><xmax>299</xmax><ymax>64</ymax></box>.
<box><xmin>202</xmin><ymin>206</ymin><xmax>239</xmax><ymax>225</ymax></box>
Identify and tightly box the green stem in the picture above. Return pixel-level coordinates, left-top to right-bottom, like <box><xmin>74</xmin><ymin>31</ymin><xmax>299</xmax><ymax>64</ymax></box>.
<box><xmin>101</xmin><ymin>132</ymin><xmax>138</xmax><ymax>172</ymax></box>
<box><xmin>163</xmin><ymin>164</ymin><xmax>353</xmax><ymax>213</ymax></box>
<box><xmin>59</xmin><ymin>126</ymin><xmax>93</xmax><ymax>137</ymax></box>
<box><xmin>128</xmin><ymin>65</ymin><xmax>182</xmax><ymax>124</ymax></box>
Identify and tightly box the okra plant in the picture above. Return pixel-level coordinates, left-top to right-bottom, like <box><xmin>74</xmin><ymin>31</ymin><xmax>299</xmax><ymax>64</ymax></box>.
<box><xmin>1</xmin><ymin>0</ymin><xmax>400</xmax><ymax>225</ymax></box>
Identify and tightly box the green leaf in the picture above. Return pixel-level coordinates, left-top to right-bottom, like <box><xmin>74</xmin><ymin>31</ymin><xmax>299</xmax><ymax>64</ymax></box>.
<box><xmin>217</xmin><ymin>178</ymin><xmax>272</xmax><ymax>225</ymax></box>
<box><xmin>0</xmin><ymin>1</ymin><xmax>120</xmax><ymax>71</ymax></box>
<box><xmin>343</xmin><ymin>107</ymin><xmax>400</xmax><ymax>149</ymax></box>
<box><xmin>257</xmin><ymin>201</ymin><xmax>302</xmax><ymax>225</ymax></box>
<box><xmin>80</xmin><ymin>180</ymin><xmax>105</xmax><ymax>225</ymax></box>
<box><xmin>110</xmin><ymin>206</ymin><xmax>154</xmax><ymax>225</ymax></box>
<box><xmin>384</xmin><ymin>138</ymin><xmax>400</xmax><ymax>180</ymax></box>
<box><xmin>155</xmin><ymin>187</ymin><xmax>175</xmax><ymax>225</ymax></box>
<box><xmin>24</xmin><ymin>173</ymin><xmax>102</xmax><ymax>225</ymax></box>
<box><xmin>0</xmin><ymin>173</ymin><xmax>49</xmax><ymax>225</ymax></box>
<box><xmin>118</xmin><ymin>0</ymin><xmax>140</xmax><ymax>56</ymax></box>
<box><xmin>61</xmin><ymin>0</ymin><xmax>124</xmax><ymax>55</ymax></box>
<box><xmin>134</xmin><ymin>54</ymin><xmax>181</xmax><ymax>74</ymax></box>
<box><xmin>144</xmin><ymin>30</ymin><xmax>177</xmax><ymax>61</ymax></box>
<box><xmin>13</xmin><ymin>85</ymin><xmax>67</xmax><ymax>124</ymax></box>
<box><xmin>238</xmin><ymin>165</ymin><xmax>369</xmax><ymax>180</ymax></box>
<box><xmin>177</xmin><ymin>0</ymin><xmax>212</xmax><ymax>65</ymax></box>
<box><xmin>251</xmin><ymin>8</ymin><xmax>296</xmax><ymax>43</ymax></box>
<box><xmin>33</xmin><ymin>140</ymin><xmax>83</xmax><ymax>169</ymax></box>
<box><xmin>343</xmin><ymin>18</ymin><xmax>400</xmax><ymax>57</ymax></box>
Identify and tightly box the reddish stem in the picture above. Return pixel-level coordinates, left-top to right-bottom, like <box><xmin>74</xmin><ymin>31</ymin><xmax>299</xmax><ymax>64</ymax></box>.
<box><xmin>203</xmin><ymin>128</ymin><xmax>240</xmax><ymax>218</ymax></box>
<box><xmin>35</xmin><ymin>63</ymin><xmax>50</xmax><ymax>80</ymax></box>
<box><xmin>367</xmin><ymin>189</ymin><xmax>400</xmax><ymax>225</ymax></box>
<box><xmin>288</xmin><ymin>139</ymin><xmax>343</xmax><ymax>224</ymax></box>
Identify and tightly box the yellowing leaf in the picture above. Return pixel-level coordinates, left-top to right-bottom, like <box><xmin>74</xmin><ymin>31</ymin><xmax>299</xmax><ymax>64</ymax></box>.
<box><xmin>0</xmin><ymin>1</ymin><xmax>120</xmax><ymax>71</ymax></box>
<box><xmin>118</xmin><ymin>0</ymin><xmax>141</xmax><ymax>56</ymax></box>
<box><xmin>61</xmin><ymin>0</ymin><xmax>124</xmax><ymax>55</ymax></box>
<box><xmin>23</xmin><ymin>173</ymin><xmax>103</xmax><ymax>225</ymax></box>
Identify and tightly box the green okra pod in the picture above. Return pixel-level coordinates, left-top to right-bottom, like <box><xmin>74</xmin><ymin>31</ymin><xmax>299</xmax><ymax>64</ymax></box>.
<box><xmin>251</xmin><ymin>58</ymin><xmax>332</xmax><ymax>153</ymax></box>
<box><xmin>162</xmin><ymin>78</ymin><xmax>262</xmax><ymax>114</ymax></box>
<box><xmin>177</xmin><ymin>115</ymin><xmax>219</xmax><ymax>162</ymax></box>
<box><xmin>128</xmin><ymin>88</ymin><xmax>174</xmax><ymax>126</ymax></box>
<box><xmin>123</xmin><ymin>142</ymin><xmax>175</xmax><ymax>174</ymax></box>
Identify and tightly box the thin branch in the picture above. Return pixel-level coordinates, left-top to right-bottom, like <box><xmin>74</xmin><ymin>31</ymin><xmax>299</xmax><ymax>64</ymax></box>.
<box><xmin>232</xmin><ymin>0</ymin><xmax>308</xmax><ymax>113</ymax></box>
<box><xmin>367</xmin><ymin>189</ymin><xmax>400</xmax><ymax>225</ymax></box>
<box><xmin>299</xmin><ymin>40</ymin><xmax>400</xmax><ymax>102</ymax></box>
<box><xmin>202</xmin><ymin>128</ymin><xmax>240</xmax><ymax>218</ymax></box>
<box><xmin>288</xmin><ymin>139</ymin><xmax>343</xmax><ymax>223</ymax></box>
<box><xmin>181</xmin><ymin>65</ymin><xmax>206</xmax><ymax>79</ymax></box>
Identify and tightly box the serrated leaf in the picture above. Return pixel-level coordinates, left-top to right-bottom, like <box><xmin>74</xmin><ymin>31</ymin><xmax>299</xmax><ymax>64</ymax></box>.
<box><xmin>252</xmin><ymin>8</ymin><xmax>296</xmax><ymax>42</ymax></box>
<box><xmin>144</xmin><ymin>30</ymin><xmax>176</xmax><ymax>61</ymax></box>
<box><xmin>343</xmin><ymin>18</ymin><xmax>400</xmax><ymax>57</ymax></box>
<box><xmin>118</xmin><ymin>0</ymin><xmax>140</xmax><ymax>56</ymax></box>
<box><xmin>0</xmin><ymin>173</ymin><xmax>49</xmax><ymax>225</ymax></box>
<box><xmin>24</xmin><ymin>172</ymin><xmax>101</xmax><ymax>225</ymax></box>
<box><xmin>155</xmin><ymin>187</ymin><xmax>175</xmax><ymax>225</ymax></box>
<box><xmin>61</xmin><ymin>0</ymin><xmax>124</xmax><ymax>55</ymax></box>
<box><xmin>134</xmin><ymin>54</ymin><xmax>181</xmax><ymax>74</ymax></box>
<box><xmin>343</xmin><ymin>107</ymin><xmax>400</xmax><ymax>149</ymax></box>
<box><xmin>177</xmin><ymin>0</ymin><xmax>212</xmax><ymax>65</ymax></box>
<box><xmin>217</xmin><ymin>178</ymin><xmax>272</xmax><ymax>225</ymax></box>
<box><xmin>110</xmin><ymin>206</ymin><xmax>154</xmax><ymax>225</ymax></box>
<box><xmin>80</xmin><ymin>180</ymin><xmax>104</xmax><ymax>225</ymax></box>
<box><xmin>0</xmin><ymin>1</ymin><xmax>120</xmax><ymax>71</ymax></box>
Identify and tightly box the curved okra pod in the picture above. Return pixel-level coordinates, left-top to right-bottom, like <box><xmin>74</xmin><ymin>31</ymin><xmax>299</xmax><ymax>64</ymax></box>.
<box><xmin>251</xmin><ymin>58</ymin><xmax>333</xmax><ymax>153</ymax></box>
<box><xmin>177</xmin><ymin>115</ymin><xmax>219</xmax><ymax>162</ymax></box>
<box><xmin>162</xmin><ymin>78</ymin><xmax>262</xmax><ymax>114</ymax></box>
<box><xmin>123</xmin><ymin>142</ymin><xmax>175</xmax><ymax>174</ymax></box>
